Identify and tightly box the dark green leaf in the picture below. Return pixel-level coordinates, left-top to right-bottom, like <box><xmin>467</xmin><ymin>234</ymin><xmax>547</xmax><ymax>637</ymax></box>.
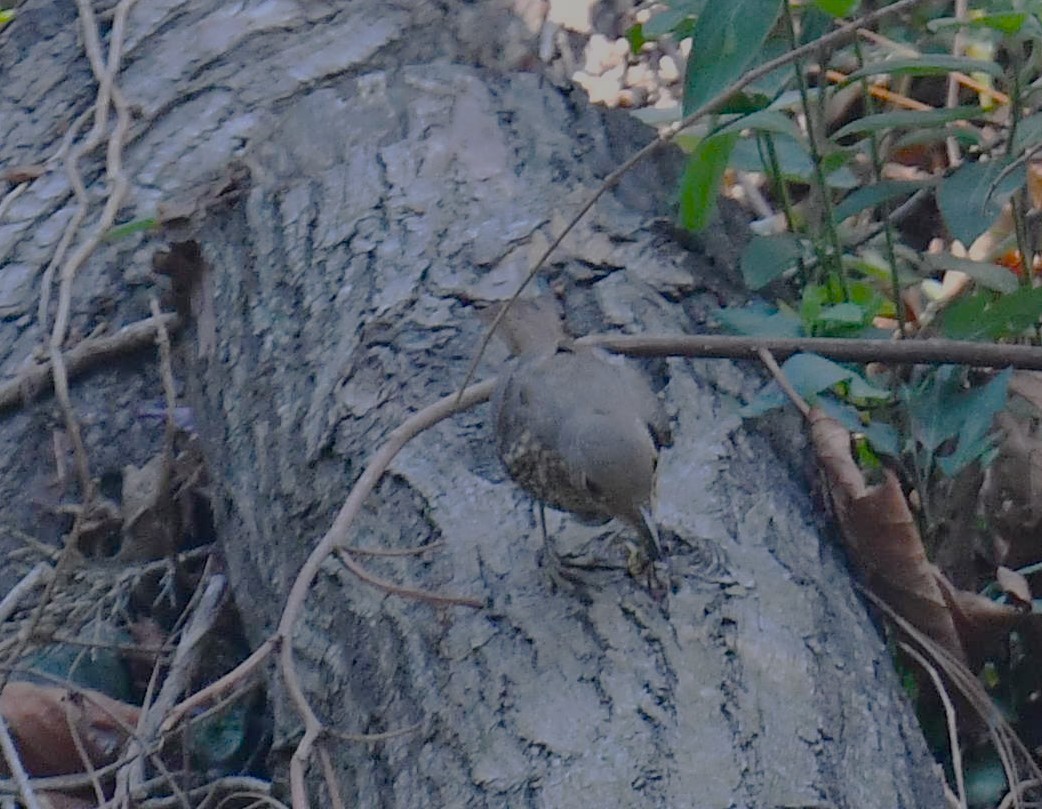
<box><xmin>729</xmin><ymin>135</ymin><xmax>858</xmax><ymax>187</ymax></box>
<box><xmin>892</xmin><ymin>124</ymin><xmax>984</xmax><ymax>152</ymax></box>
<box><xmin>678</xmin><ymin>131</ymin><xmax>738</xmax><ymax>232</ymax></box>
<box><xmin>936</xmin><ymin>157</ymin><xmax>1025</xmax><ymax>246</ymax></box>
<box><xmin>740</xmin><ymin>381</ymin><xmax>788</xmax><ymax>416</ymax></box>
<box><xmin>923</xmin><ymin>253</ymin><xmax>1019</xmax><ymax>293</ymax></box>
<box><xmin>644</xmin><ymin>7</ymin><xmax>689</xmax><ymax>38</ymax></box>
<box><xmin>1011</xmin><ymin>111</ymin><xmax>1042</xmax><ymax>154</ymax></box>
<box><xmin>818</xmin><ymin>302</ymin><xmax>867</xmax><ymax>325</ymax></box>
<box><xmin>832</xmin><ymin>106</ymin><xmax>985</xmax><ymax>139</ymax></box>
<box><xmin>682</xmin><ymin>0</ymin><xmax>784</xmax><ymax>116</ymax></box>
<box><xmin>832</xmin><ymin>180</ymin><xmax>933</xmax><ymax>222</ymax></box>
<box><xmin>941</xmin><ymin>287</ymin><xmax>1042</xmax><ymax>340</ymax></box>
<box><xmin>781</xmin><ymin>353</ymin><xmax>889</xmax><ymax>401</ymax></box>
<box><xmin>844</xmin><ymin>55</ymin><xmax>1004</xmax><ymax>83</ymax></box>
<box><xmin>906</xmin><ymin>366</ymin><xmax>1011</xmax><ymax>477</ymax></box>
<box><xmin>937</xmin><ymin>368</ymin><xmax>1011</xmax><ymax>476</ymax></box>
<box><xmin>740</xmin><ymin>233</ymin><xmax>803</xmax><ymax>289</ymax></box>
<box><xmin>716</xmin><ymin>302</ymin><xmax>803</xmax><ymax>337</ymax></box>
<box><xmin>717</xmin><ymin>109</ymin><xmax>805</xmax><ymax>141</ymax></box>
<box><xmin>714</xmin><ymin>92</ymin><xmax>773</xmax><ymax>115</ymax></box>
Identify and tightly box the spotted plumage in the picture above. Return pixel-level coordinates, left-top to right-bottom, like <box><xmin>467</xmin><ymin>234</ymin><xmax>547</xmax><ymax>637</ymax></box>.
<box><xmin>486</xmin><ymin>298</ymin><xmax>671</xmax><ymax>563</ymax></box>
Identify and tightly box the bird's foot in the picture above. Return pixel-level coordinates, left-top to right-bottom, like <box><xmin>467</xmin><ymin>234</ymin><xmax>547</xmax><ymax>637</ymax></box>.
<box><xmin>622</xmin><ymin>541</ymin><xmax>668</xmax><ymax>598</ymax></box>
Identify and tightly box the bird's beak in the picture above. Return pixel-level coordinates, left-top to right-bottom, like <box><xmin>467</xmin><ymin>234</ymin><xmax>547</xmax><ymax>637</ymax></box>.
<box><xmin>637</xmin><ymin>505</ymin><xmax>661</xmax><ymax>561</ymax></box>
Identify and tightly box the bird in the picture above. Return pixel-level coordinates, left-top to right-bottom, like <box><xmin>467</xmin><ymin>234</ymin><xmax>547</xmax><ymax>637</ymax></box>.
<box><xmin>484</xmin><ymin>297</ymin><xmax>672</xmax><ymax>573</ymax></box>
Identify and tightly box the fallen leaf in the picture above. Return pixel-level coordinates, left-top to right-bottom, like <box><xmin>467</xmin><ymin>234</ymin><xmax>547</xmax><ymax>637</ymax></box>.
<box><xmin>0</xmin><ymin>682</ymin><xmax>139</xmax><ymax>777</ymax></box>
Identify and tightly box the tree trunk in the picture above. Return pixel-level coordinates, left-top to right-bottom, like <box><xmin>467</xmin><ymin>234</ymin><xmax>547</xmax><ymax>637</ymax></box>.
<box><xmin>0</xmin><ymin>1</ymin><xmax>944</xmax><ymax>806</ymax></box>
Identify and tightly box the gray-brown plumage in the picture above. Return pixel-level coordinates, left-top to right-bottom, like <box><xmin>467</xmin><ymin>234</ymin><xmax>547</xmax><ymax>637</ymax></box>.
<box><xmin>486</xmin><ymin>298</ymin><xmax>671</xmax><ymax>564</ymax></box>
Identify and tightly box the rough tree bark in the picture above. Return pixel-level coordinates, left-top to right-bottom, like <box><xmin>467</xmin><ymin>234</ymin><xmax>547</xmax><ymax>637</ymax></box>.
<box><xmin>0</xmin><ymin>1</ymin><xmax>945</xmax><ymax>807</ymax></box>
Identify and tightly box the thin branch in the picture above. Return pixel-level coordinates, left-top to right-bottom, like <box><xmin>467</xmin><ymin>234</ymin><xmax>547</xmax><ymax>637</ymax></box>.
<box><xmin>0</xmin><ymin>312</ymin><xmax>182</xmax><ymax>413</ymax></box>
<box><xmin>582</xmin><ymin>333</ymin><xmax>1042</xmax><ymax>370</ymax></box>
<box><xmin>282</xmin><ymin>378</ymin><xmax>494</xmax><ymax>807</ymax></box>
<box><xmin>899</xmin><ymin>641</ymin><xmax>967</xmax><ymax>809</ymax></box>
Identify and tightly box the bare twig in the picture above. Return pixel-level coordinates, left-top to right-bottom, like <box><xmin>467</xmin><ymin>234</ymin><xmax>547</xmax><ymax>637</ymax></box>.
<box><xmin>899</xmin><ymin>641</ymin><xmax>967</xmax><ymax>809</ymax></box>
<box><xmin>335</xmin><ymin>548</ymin><xmax>483</xmax><ymax>608</ymax></box>
<box><xmin>160</xmin><ymin>638</ymin><xmax>278</xmax><ymax>735</ymax></box>
<box><xmin>755</xmin><ymin>348</ymin><xmax>810</xmax><ymax>417</ymax></box>
<box><xmin>0</xmin><ymin>564</ymin><xmax>53</xmax><ymax>624</ymax></box>
<box><xmin>582</xmin><ymin>333</ymin><xmax>1042</xmax><ymax>370</ymax></box>
<box><xmin>62</xmin><ymin>696</ymin><xmax>106</xmax><ymax>807</ymax></box>
<box><xmin>0</xmin><ymin>312</ymin><xmax>182</xmax><ymax>413</ymax></box>
<box><xmin>283</xmin><ymin>378</ymin><xmax>493</xmax><ymax>807</ymax></box>
<box><xmin>117</xmin><ymin>575</ymin><xmax>225</xmax><ymax>803</ymax></box>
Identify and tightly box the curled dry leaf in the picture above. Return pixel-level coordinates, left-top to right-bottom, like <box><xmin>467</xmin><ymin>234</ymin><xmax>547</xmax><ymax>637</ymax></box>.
<box><xmin>0</xmin><ymin>681</ymin><xmax>139</xmax><ymax>777</ymax></box>
<box><xmin>935</xmin><ymin>574</ymin><xmax>1023</xmax><ymax>670</ymax></box>
<box><xmin>809</xmin><ymin>408</ymin><xmax>967</xmax><ymax>663</ymax></box>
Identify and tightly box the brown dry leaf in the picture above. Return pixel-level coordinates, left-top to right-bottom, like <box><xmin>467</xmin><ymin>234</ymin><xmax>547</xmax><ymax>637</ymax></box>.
<box><xmin>982</xmin><ymin>390</ymin><xmax>1042</xmax><ymax>567</ymax></box>
<box><xmin>936</xmin><ymin>575</ymin><xmax>1024</xmax><ymax>669</ymax></box>
<box><xmin>0</xmin><ymin>681</ymin><xmax>139</xmax><ymax>777</ymax></box>
<box><xmin>809</xmin><ymin>408</ymin><xmax>967</xmax><ymax>663</ymax></box>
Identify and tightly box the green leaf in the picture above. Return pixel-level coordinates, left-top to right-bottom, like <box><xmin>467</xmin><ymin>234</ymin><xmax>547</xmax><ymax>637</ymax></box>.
<box><xmin>817</xmin><ymin>397</ymin><xmax>899</xmax><ymax>456</ymax></box>
<box><xmin>843</xmin><ymin>55</ymin><xmax>1004</xmax><ymax>83</ymax></box>
<box><xmin>832</xmin><ymin>179</ymin><xmax>933</xmax><ymax>222</ymax></box>
<box><xmin>923</xmin><ymin>253</ymin><xmax>1019</xmax><ymax>293</ymax></box>
<box><xmin>716</xmin><ymin>302</ymin><xmax>803</xmax><ymax>337</ymax></box>
<box><xmin>831</xmin><ymin>106</ymin><xmax>985</xmax><ymax>139</ymax></box>
<box><xmin>1011</xmin><ymin>111</ymin><xmax>1042</xmax><ymax>155</ymax></box>
<box><xmin>678</xmin><ymin>131</ymin><xmax>738</xmax><ymax>232</ymax></box>
<box><xmin>625</xmin><ymin>23</ymin><xmax>648</xmax><ymax>53</ymax></box>
<box><xmin>812</xmin><ymin>0</ymin><xmax>859</xmax><ymax>17</ymax></box>
<box><xmin>941</xmin><ymin>287</ymin><xmax>1042</xmax><ymax>340</ymax></box>
<box><xmin>682</xmin><ymin>0</ymin><xmax>784</xmax><ymax>116</ymax></box>
<box><xmin>643</xmin><ymin>7</ymin><xmax>688</xmax><ymax>38</ymax></box>
<box><xmin>105</xmin><ymin>218</ymin><xmax>158</xmax><ymax>241</ymax></box>
<box><xmin>818</xmin><ymin>302</ymin><xmax>867</xmax><ymax>325</ymax></box>
<box><xmin>740</xmin><ymin>233</ymin><xmax>803</xmax><ymax>289</ymax></box>
<box><xmin>936</xmin><ymin>157</ymin><xmax>1025</xmax><ymax>246</ymax></box>
<box><xmin>714</xmin><ymin>92</ymin><xmax>773</xmax><ymax>115</ymax></box>
<box><xmin>729</xmin><ymin>135</ymin><xmax>858</xmax><ymax>187</ymax></box>
<box><xmin>968</xmin><ymin>12</ymin><xmax>1029</xmax><ymax>35</ymax></box>
<box><xmin>937</xmin><ymin>368</ymin><xmax>1011</xmax><ymax>476</ymax></box>
<box><xmin>892</xmin><ymin>124</ymin><xmax>984</xmax><ymax>153</ymax></box>
<box><xmin>716</xmin><ymin>109</ymin><xmax>805</xmax><ymax>141</ymax></box>
<box><xmin>905</xmin><ymin>366</ymin><xmax>1011</xmax><ymax>477</ymax></box>
<box><xmin>780</xmin><ymin>353</ymin><xmax>889</xmax><ymax>401</ymax></box>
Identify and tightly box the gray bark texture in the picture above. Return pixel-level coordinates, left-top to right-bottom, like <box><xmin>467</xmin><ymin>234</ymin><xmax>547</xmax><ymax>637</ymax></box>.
<box><xmin>0</xmin><ymin>1</ymin><xmax>946</xmax><ymax>807</ymax></box>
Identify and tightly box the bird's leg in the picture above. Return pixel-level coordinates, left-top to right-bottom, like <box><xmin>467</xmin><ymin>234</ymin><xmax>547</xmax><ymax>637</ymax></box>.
<box><xmin>536</xmin><ymin>504</ymin><xmax>593</xmax><ymax>586</ymax></box>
